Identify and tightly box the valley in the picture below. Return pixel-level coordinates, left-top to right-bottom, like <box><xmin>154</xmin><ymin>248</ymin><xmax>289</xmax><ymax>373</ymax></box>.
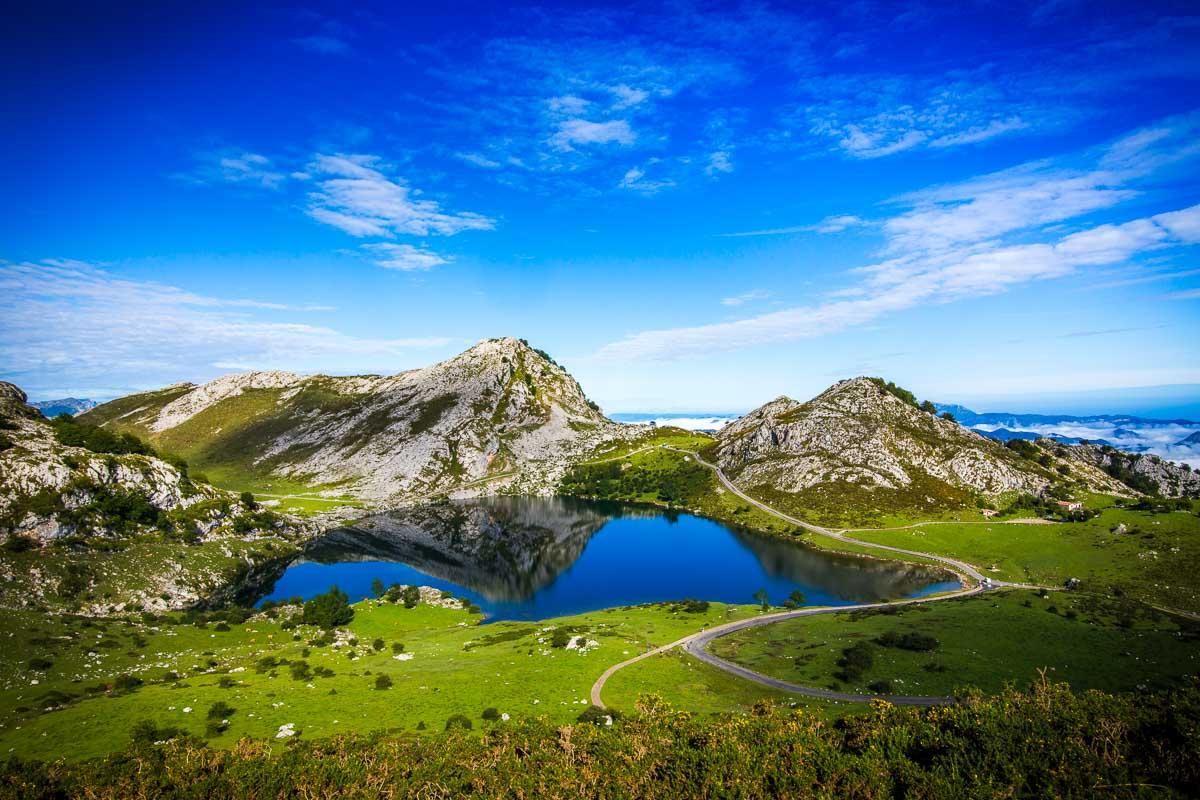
<box><xmin>1</xmin><ymin>340</ymin><xmax>1198</xmax><ymax>791</ymax></box>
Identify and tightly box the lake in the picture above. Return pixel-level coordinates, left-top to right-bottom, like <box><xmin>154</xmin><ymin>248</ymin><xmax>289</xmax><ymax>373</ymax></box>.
<box><xmin>259</xmin><ymin>496</ymin><xmax>959</xmax><ymax>621</ymax></box>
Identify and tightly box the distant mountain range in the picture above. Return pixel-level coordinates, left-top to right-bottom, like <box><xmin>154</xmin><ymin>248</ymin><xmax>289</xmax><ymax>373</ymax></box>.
<box><xmin>934</xmin><ymin>403</ymin><xmax>1200</xmax><ymax>465</ymax></box>
<box><xmin>29</xmin><ymin>397</ymin><xmax>97</xmax><ymax>418</ymax></box>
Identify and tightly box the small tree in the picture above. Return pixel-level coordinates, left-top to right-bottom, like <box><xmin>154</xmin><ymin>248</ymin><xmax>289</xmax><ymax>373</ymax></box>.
<box><xmin>782</xmin><ymin>590</ymin><xmax>806</xmax><ymax>609</ymax></box>
<box><xmin>401</xmin><ymin>585</ymin><xmax>421</xmax><ymax>609</ymax></box>
<box><xmin>753</xmin><ymin>588</ymin><xmax>770</xmax><ymax>612</ymax></box>
<box><xmin>302</xmin><ymin>586</ymin><xmax>354</xmax><ymax>629</ymax></box>
<box><xmin>940</xmin><ymin>411</ymin><xmax>956</xmax><ymax>422</ymax></box>
<box><xmin>239</xmin><ymin>491</ymin><xmax>256</xmax><ymax>509</ymax></box>
<box><xmin>207</xmin><ymin>700</ymin><xmax>235</xmax><ymax>720</ymax></box>
<box><xmin>371</xmin><ymin>578</ymin><xmax>385</xmax><ymax>599</ymax></box>
<box><xmin>372</xmin><ymin>637</ymin><xmax>385</xmax><ymax>651</ymax></box>
<box><xmin>375</xmin><ymin>674</ymin><xmax>393</xmax><ymax>690</ymax></box>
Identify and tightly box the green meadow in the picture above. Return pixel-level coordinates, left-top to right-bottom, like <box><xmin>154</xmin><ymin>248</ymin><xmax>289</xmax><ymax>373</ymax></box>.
<box><xmin>711</xmin><ymin>588</ymin><xmax>1200</xmax><ymax>697</ymax></box>
<box><xmin>0</xmin><ymin>596</ymin><xmax>776</xmax><ymax>762</ymax></box>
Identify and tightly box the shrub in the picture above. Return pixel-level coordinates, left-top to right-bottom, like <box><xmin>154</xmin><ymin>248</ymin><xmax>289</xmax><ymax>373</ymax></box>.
<box><xmin>401</xmin><ymin>586</ymin><xmax>421</xmax><ymax>608</ymax></box>
<box><xmin>867</xmin><ymin>680</ymin><xmax>893</xmax><ymax>694</ymax></box>
<box><xmin>481</xmin><ymin>707</ymin><xmax>501</xmax><ymax>721</ymax></box>
<box><xmin>27</xmin><ymin>657</ymin><xmax>53</xmax><ymax>671</ymax></box>
<box><xmin>835</xmin><ymin>642</ymin><xmax>874</xmax><ymax>683</ymax></box>
<box><xmin>129</xmin><ymin>719</ymin><xmax>183</xmax><ymax>746</ymax></box>
<box><xmin>112</xmin><ymin>674</ymin><xmax>143</xmax><ymax>692</ymax></box>
<box><xmin>444</xmin><ymin>714</ymin><xmax>473</xmax><ymax>731</ymax></box>
<box><xmin>374</xmin><ymin>675</ymin><xmax>393</xmax><ymax>690</ymax></box>
<box><xmin>301</xmin><ymin>586</ymin><xmax>354</xmax><ymax>629</ymax></box>
<box><xmin>550</xmin><ymin>629</ymin><xmax>572</xmax><ymax>648</ymax></box>
<box><xmin>207</xmin><ymin>701</ymin><xmax>235</xmax><ymax>720</ymax></box>
<box><xmin>392</xmin><ymin>642</ymin><xmax>405</xmax><ymax>654</ymax></box>
<box><xmin>373</xmin><ymin>638</ymin><xmax>385</xmax><ymax>651</ymax></box>
<box><xmin>239</xmin><ymin>491</ymin><xmax>256</xmax><ymax>508</ymax></box>
<box><xmin>877</xmin><ymin>630</ymin><xmax>939</xmax><ymax>652</ymax></box>
<box><xmin>290</xmin><ymin>661</ymin><xmax>312</xmax><ymax>681</ymax></box>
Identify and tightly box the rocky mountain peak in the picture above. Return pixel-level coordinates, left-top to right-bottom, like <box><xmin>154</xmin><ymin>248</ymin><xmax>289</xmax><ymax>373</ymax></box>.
<box><xmin>713</xmin><ymin>377</ymin><xmax>1052</xmax><ymax>521</ymax></box>
<box><xmin>80</xmin><ymin>338</ymin><xmax>626</xmax><ymax>503</ymax></box>
<box><xmin>0</xmin><ymin>382</ymin><xmax>27</xmax><ymax>405</ymax></box>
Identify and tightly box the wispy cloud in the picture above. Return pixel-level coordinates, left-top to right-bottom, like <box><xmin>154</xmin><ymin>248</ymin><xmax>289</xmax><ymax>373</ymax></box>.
<box><xmin>305</xmin><ymin>153</ymin><xmax>495</xmax><ymax>238</ymax></box>
<box><xmin>550</xmin><ymin>119</ymin><xmax>636</xmax><ymax>151</ymax></box>
<box><xmin>721</xmin><ymin>290</ymin><xmax>770</xmax><ymax>306</ymax></box>
<box><xmin>178</xmin><ymin>150</ymin><xmax>288</xmax><ymax>190</ymax></box>
<box><xmin>598</xmin><ymin>118</ymin><xmax>1200</xmax><ymax>361</ymax></box>
<box><xmin>618</xmin><ymin>162</ymin><xmax>675</xmax><ymax>194</ymax></box>
<box><xmin>363</xmin><ymin>243</ymin><xmax>451</xmax><ymax>272</ymax></box>
<box><xmin>720</xmin><ymin>214</ymin><xmax>866</xmax><ymax>237</ymax></box>
<box><xmin>705</xmin><ymin>150</ymin><xmax>733</xmax><ymax>175</ymax></box>
<box><xmin>0</xmin><ymin>260</ymin><xmax>450</xmax><ymax>394</ymax></box>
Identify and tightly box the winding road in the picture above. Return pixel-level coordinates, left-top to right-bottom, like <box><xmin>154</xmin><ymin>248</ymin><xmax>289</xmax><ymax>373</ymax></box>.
<box><xmin>589</xmin><ymin>445</ymin><xmax>1024</xmax><ymax>709</ymax></box>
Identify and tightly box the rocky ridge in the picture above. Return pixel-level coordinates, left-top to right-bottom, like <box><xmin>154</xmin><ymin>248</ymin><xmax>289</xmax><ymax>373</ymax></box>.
<box><xmin>83</xmin><ymin>338</ymin><xmax>632</xmax><ymax>504</ymax></box>
<box><xmin>0</xmin><ymin>381</ymin><xmax>310</xmax><ymax>613</ymax></box>
<box><xmin>712</xmin><ymin>378</ymin><xmax>1131</xmax><ymax>516</ymax></box>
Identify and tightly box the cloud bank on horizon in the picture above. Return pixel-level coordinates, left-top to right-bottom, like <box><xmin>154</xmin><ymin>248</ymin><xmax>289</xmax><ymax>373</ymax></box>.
<box><xmin>0</xmin><ymin>1</ymin><xmax>1197</xmax><ymax>408</ymax></box>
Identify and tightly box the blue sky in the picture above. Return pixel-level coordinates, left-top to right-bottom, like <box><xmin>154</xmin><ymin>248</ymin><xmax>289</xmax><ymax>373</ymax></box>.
<box><xmin>2</xmin><ymin>0</ymin><xmax>1199</xmax><ymax>413</ymax></box>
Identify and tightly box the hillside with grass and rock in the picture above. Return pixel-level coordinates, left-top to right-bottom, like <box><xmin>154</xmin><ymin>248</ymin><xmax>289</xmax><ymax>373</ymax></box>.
<box><xmin>710</xmin><ymin>377</ymin><xmax>1131</xmax><ymax>524</ymax></box>
<box><xmin>0</xmin><ymin>381</ymin><xmax>310</xmax><ymax>614</ymax></box>
<box><xmin>81</xmin><ymin>338</ymin><xmax>628</xmax><ymax>505</ymax></box>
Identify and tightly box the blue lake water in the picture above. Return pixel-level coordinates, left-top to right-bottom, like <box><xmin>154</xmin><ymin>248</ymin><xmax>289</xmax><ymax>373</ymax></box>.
<box><xmin>260</xmin><ymin>496</ymin><xmax>958</xmax><ymax>621</ymax></box>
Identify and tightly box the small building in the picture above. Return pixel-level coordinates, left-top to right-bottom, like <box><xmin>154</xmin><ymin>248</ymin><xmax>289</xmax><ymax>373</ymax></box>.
<box><xmin>981</xmin><ymin>509</ymin><xmax>998</xmax><ymax>518</ymax></box>
<box><xmin>1055</xmin><ymin>500</ymin><xmax>1083</xmax><ymax>512</ymax></box>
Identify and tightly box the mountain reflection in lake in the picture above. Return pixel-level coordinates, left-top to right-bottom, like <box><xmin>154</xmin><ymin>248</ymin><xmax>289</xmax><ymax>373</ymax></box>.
<box><xmin>260</xmin><ymin>496</ymin><xmax>958</xmax><ymax>621</ymax></box>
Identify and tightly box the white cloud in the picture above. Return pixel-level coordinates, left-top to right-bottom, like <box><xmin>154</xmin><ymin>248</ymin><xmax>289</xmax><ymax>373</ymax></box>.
<box><xmin>305</xmin><ymin>153</ymin><xmax>495</xmax><ymax>237</ymax></box>
<box><xmin>597</xmin><ymin>118</ymin><xmax>1200</xmax><ymax>362</ymax></box>
<box><xmin>600</xmin><ymin>203</ymin><xmax>1200</xmax><ymax>361</ymax></box>
<box><xmin>720</xmin><ymin>214</ymin><xmax>865</xmax><ymax>237</ymax></box>
<box><xmin>0</xmin><ymin>260</ymin><xmax>452</xmax><ymax>394</ymax></box>
<box><xmin>618</xmin><ymin>164</ymin><xmax>675</xmax><ymax>194</ymax></box>
<box><xmin>721</xmin><ymin>290</ymin><xmax>770</xmax><ymax>306</ymax></box>
<box><xmin>706</xmin><ymin>150</ymin><xmax>733</xmax><ymax>175</ymax></box>
<box><xmin>812</xmin><ymin>214</ymin><xmax>866</xmax><ymax>234</ymax></box>
<box><xmin>455</xmin><ymin>152</ymin><xmax>502</xmax><ymax>169</ymax></box>
<box><xmin>930</xmin><ymin>117</ymin><xmax>1028</xmax><ymax>148</ymax></box>
<box><xmin>180</xmin><ymin>150</ymin><xmax>288</xmax><ymax>190</ymax></box>
<box><xmin>550</xmin><ymin>119</ymin><xmax>636</xmax><ymax>151</ymax></box>
<box><xmin>363</xmin><ymin>243</ymin><xmax>451</xmax><ymax>272</ymax></box>
<box><xmin>609</xmin><ymin>84</ymin><xmax>650</xmax><ymax>109</ymax></box>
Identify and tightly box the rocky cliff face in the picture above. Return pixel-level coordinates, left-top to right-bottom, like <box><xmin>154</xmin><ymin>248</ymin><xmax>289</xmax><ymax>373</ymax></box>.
<box><xmin>1053</xmin><ymin>442</ymin><xmax>1200</xmax><ymax>498</ymax></box>
<box><xmin>82</xmin><ymin>338</ymin><xmax>629</xmax><ymax>504</ymax></box>
<box><xmin>0</xmin><ymin>381</ymin><xmax>310</xmax><ymax>613</ymax></box>
<box><xmin>714</xmin><ymin>378</ymin><xmax>1050</xmax><ymax>504</ymax></box>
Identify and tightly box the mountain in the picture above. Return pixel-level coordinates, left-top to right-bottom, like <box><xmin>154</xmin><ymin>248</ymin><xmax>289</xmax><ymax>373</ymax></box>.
<box><xmin>935</xmin><ymin>403</ymin><xmax>1197</xmax><ymax>428</ymax></box>
<box><xmin>81</xmin><ymin>338</ymin><xmax>627</xmax><ymax>504</ymax></box>
<box><xmin>0</xmin><ymin>381</ymin><xmax>306</xmax><ymax>613</ymax></box>
<box><xmin>976</xmin><ymin>428</ymin><xmax>1111</xmax><ymax>446</ymax></box>
<box><xmin>1052</xmin><ymin>442</ymin><xmax>1200</xmax><ymax>498</ymax></box>
<box><xmin>1177</xmin><ymin>431</ymin><xmax>1200</xmax><ymax>446</ymax></box>
<box><xmin>711</xmin><ymin>378</ymin><xmax>1126</xmax><ymax>522</ymax></box>
<box><xmin>29</xmin><ymin>397</ymin><xmax>97</xmax><ymax>418</ymax></box>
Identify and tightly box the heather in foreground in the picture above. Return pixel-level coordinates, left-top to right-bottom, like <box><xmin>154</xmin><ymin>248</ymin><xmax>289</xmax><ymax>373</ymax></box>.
<box><xmin>3</xmin><ymin>680</ymin><xmax>1197</xmax><ymax>799</ymax></box>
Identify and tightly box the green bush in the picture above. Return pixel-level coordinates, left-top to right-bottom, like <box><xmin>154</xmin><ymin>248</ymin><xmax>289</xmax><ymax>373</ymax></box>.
<box><xmin>375</xmin><ymin>675</ymin><xmax>393</xmax><ymax>690</ymax></box>
<box><xmin>207</xmin><ymin>701</ymin><xmax>235</xmax><ymax>720</ymax></box>
<box><xmin>444</xmin><ymin>714</ymin><xmax>473</xmax><ymax>731</ymax></box>
<box><xmin>481</xmin><ymin>707</ymin><xmax>501</xmax><ymax>721</ymax></box>
<box><xmin>301</xmin><ymin>587</ymin><xmax>353</xmax><ymax>629</ymax></box>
